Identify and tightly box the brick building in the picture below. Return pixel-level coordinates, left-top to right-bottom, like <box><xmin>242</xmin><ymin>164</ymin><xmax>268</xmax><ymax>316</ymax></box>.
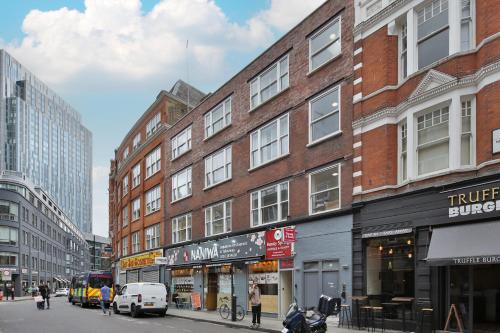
<box><xmin>109</xmin><ymin>80</ymin><xmax>205</xmax><ymax>284</ymax></box>
<box><xmin>352</xmin><ymin>0</ymin><xmax>500</xmax><ymax>331</ymax></box>
<box><xmin>110</xmin><ymin>0</ymin><xmax>355</xmax><ymax>317</ymax></box>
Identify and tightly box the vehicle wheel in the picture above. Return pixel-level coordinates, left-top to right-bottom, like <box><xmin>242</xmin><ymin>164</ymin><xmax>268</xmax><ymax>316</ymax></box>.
<box><xmin>130</xmin><ymin>304</ymin><xmax>138</xmax><ymax>318</ymax></box>
<box><xmin>113</xmin><ymin>302</ymin><xmax>120</xmax><ymax>314</ymax></box>
<box><xmin>159</xmin><ymin>310</ymin><xmax>166</xmax><ymax>317</ymax></box>
<box><xmin>80</xmin><ymin>300</ymin><xmax>87</xmax><ymax>308</ymax></box>
<box><xmin>219</xmin><ymin>304</ymin><xmax>230</xmax><ymax>320</ymax></box>
<box><xmin>236</xmin><ymin>305</ymin><xmax>245</xmax><ymax>321</ymax></box>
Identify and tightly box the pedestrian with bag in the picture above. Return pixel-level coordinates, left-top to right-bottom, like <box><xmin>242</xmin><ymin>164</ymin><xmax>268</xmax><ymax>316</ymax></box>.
<box><xmin>249</xmin><ymin>281</ymin><xmax>262</xmax><ymax>329</ymax></box>
<box><xmin>11</xmin><ymin>286</ymin><xmax>15</xmax><ymax>301</ymax></box>
<box><xmin>39</xmin><ymin>284</ymin><xmax>49</xmax><ymax>310</ymax></box>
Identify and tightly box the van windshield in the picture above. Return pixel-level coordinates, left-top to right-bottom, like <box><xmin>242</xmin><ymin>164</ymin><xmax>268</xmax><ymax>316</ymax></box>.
<box><xmin>142</xmin><ymin>284</ymin><xmax>165</xmax><ymax>295</ymax></box>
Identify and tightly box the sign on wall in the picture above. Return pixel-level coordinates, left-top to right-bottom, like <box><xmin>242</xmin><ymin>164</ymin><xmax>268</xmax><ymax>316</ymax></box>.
<box><xmin>120</xmin><ymin>250</ymin><xmax>162</xmax><ymax>270</ymax></box>
<box><xmin>446</xmin><ymin>182</ymin><xmax>500</xmax><ymax>220</ymax></box>
<box><xmin>265</xmin><ymin>227</ymin><xmax>295</xmax><ymax>259</ymax></box>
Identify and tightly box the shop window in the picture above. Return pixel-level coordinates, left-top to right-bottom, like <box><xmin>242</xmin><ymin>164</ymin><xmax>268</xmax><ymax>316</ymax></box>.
<box><xmin>248</xmin><ymin>261</ymin><xmax>279</xmax><ymax>314</ymax></box>
<box><xmin>309</xmin><ymin>164</ymin><xmax>340</xmax><ymax>214</ymax></box>
<box><xmin>365</xmin><ymin>235</ymin><xmax>415</xmax><ymax>301</ymax></box>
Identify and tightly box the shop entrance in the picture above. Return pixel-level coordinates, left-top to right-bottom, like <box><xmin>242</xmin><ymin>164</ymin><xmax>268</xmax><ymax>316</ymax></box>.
<box><xmin>448</xmin><ymin>265</ymin><xmax>500</xmax><ymax>333</ymax></box>
<box><xmin>204</xmin><ymin>265</ymin><xmax>231</xmax><ymax>311</ymax></box>
<box><xmin>280</xmin><ymin>270</ymin><xmax>293</xmax><ymax>317</ymax></box>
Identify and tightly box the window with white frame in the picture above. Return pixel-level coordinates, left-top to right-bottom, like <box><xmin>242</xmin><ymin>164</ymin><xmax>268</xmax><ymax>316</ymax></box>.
<box><xmin>132</xmin><ymin>197</ymin><xmax>141</xmax><ymax>221</ymax></box>
<box><xmin>250</xmin><ymin>55</ymin><xmax>289</xmax><ymax>109</ymax></box>
<box><xmin>145</xmin><ymin>185</ymin><xmax>161</xmax><ymax>215</ymax></box>
<box><xmin>172</xmin><ymin>167</ymin><xmax>192</xmax><ymax>202</ymax></box>
<box><xmin>171</xmin><ymin>126</ymin><xmax>192</xmax><ymax>159</ymax></box>
<box><xmin>251</xmin><ymin>182</ymin><xmax>289</xmax><ymax>227</ymax></box>
<box><xmin>145</xmin><ymin>224</ymin><xmax>160</xmax><ymax>250</ymax></box>
<box><xmin>417</xmin><ymin>106</ymin><xmax>449</xmax><ymax>175</ymax></box>
<box><xmin>132</xmin><ymin>163</ymin><xmax>141</xmax><ymax>188</ymax></box>
<box><xmin>122</xmin><ymin>206</ymin><xmax>129</xmax><ymax>227</ymax></box>
<box><xmin>123</xmin><ymin>147</ymin><xmax>129</xmax><ymax>161</ymax></box>
<box><xmin>146</xmin><ymin>113</ymin><xmax>161</xmax><ymax>138</ymax></box>
<box><xmin>250</xmin><ymin>114</ymin><xmax>289</xmax><ymax>168</ymax></box>
<box><xmin>133</xmin><ymin>133</ymin><xmax>141</xmax><ymax>150</ymax></box>
<box><xmin>172</xmin><ymin>213</ymin><xmax>192</xmax><ymax>244</ymax></box>
<box><xmin>132</xmin><ymin>231</ymin><xmax>140</xmax><ymax>254</ymax></box>
<box><xmin>460</xmin><ymin>0</ymin><xmax>472</xmax><ymax>51</ymax></box>
<box><xmin>461</xmin><ymin>99</ymin><xmax>472</xmax><ymax>166</ymax></box>
<box><xmin>310</xmin><ymin>164</ymin><xmax>340</xmax><ymax>214</ymax></box>
<box><xmin>205</xmin><ymin>200</ymin><xmax>231</xmax><ymax>236</ymax></box>
<box><xmin>122</xmin><ymin>236</ymin><xmax>128</xmax><ymax>257</ymax></box>
<box><xmin>400</xmin><ymin>121</ymin><xmax>408</xmax><ymax>182</ymax></box>
<box><xmin>400</xmin><ymin>23</ymin><xmax>408</xmax><ymax>79</ymax></box>
<box><xmin>417</xmin><ymin>0</ymin><xmax>449</xmax><ymax>69</ymax></box>
<box><xmin>205</xmin><ymin>97</ymin><xmax>231</xmax><ymax>138</ymax></box>
<box><xmin>122</xmin><ymin>175</ymin><xmax>129</xmax><ymax>197</ymax></box>
<box><xmin>309</xmin><ymin>86</ymin><xmax>340</xmax><ymax>143</ymax></box>
<box><xmin>309</xmin><ymin>17</ymin><xmax>341</xmax><ymax>71</ymax></box>
<box><xmin>205</xmin><ymin>146</ymin><xmax>231</xmax><ymax>188</ymax></box>
<box><xmin>145</xmin><ymin>146</ymin><xmax>161</xmax><ymax>178</ymax></box>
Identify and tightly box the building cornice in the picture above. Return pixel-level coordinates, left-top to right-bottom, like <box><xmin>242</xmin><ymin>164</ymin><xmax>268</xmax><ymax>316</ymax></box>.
<box><xmin>354</xmin><ymin>0</ymin><xmax>412</xmax><ymax>38</ymax></box>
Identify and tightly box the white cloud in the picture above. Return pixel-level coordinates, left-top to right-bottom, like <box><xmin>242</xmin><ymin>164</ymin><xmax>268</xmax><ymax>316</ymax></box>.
<box><xmin>2</xmin><ymin>0</ymin><xmax>325</xmax><ymax>88</ymax></box>
<box><xmin>92</xmin><ymin>165</ymin><xmax>109</xmax><ymax>237</ymax></box>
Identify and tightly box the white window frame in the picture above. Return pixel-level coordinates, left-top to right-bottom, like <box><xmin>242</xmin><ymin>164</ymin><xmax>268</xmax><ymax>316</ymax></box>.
<box><xmin>132</xmin><ymin>197</ymin><xmax>141</xmax><ymax>221</ymax></box>
<box><xmin>172</xmin><ymin>213</ymin><xmax>192</xmax><ymax>244</ymax></box>
<box><xmin>132</xmin><ymin>163</ymin><xmax>141</xmax><ymax>188</ymax></box>
<box><xmin>145</xmin><ymin>185</ymin><xmax>161</xmax><ymax>215</ymax></box>
<box><xmin>122</xmin><ymin>175</ymin><xmax>129</xmax><ymax>197</ymax></box>
<box><xmin>308</xmin><ymin>85</ymin><xmax>341</xmax><ymax>144</ymax></box>
<box><xmin>308</xmin><ymin>164</ymin><xmax>341</xmax><ymax>215</ymax></box>
<box><xmin>250</xmin><ymin>54</ymin><xmax>289</xmax><ymax>110</ymax></box>
<box><xmin>122</xmin><ymin>147</ymin><xmax>129</xmax><ymax>161</ymax></box>
<box><xmin>122</xmin><ymin>236</ymin><xmax>128</xmax><ymax>257</ymax></box>
<box><xmin>205</xmin><ymin>97</ymin><xmax>232</xmax><ymax>139</ymax></box>
<box><xmin>145</xmin><ymin>224</ymin><xmax>160</xmax><ymax>250</ymax></box>
<box><xmin>171</xmin><ymin>166</ymin><xmax>192</xmax><ymax>202</ymax></box>
<box><xmin>250</xmin><ymin>113</ymin><xmax>289</xmax><ymax>169</ymax></box>
<box><xmin>122</xmin><ymin>205</ymin><xmax>129</xmax><ymax>227</ymax></box>
<box><xmin>250</xmin><ymin>181</ymin><xmax>289</xmax><ymax>227</ymax></box>
<box><xmin>145</xmin><ymin>146</ymin><xmax>161</xmax><ymax>178</ymax></box>
<box><xmin>398</xmin><ymin>120</ymin><xmax>408</xmax><ymax>183</ymax></box>
<box><xmin>146</xmin><ymin>112</ymin><xmax>161</xmax><ymax>138</ymax></box>
<box><xmin>309</xmin><ymin>16</ymin><xmax>342</xmax><ymax>72</ymax></box>
<box><xmin>205</xmin><ymin>200</ymin><xmax>232</xmax><ymax>237</ymax></box>
<box><xmin>171</xmin><ymin>126</ymin><xmax>192</xmax><ymax>159</ymax></box>
<box><xmin>204</xmin><ymin>146</ymin><xmax>232</xmax><ymax>189</ymax></box>
<box><xmin>131</xmin><ymin>231</ymin><xmax>140</xmax><ymax>254</ymax></box>
<box><xmin>133</xmin><ymin>133</ymin><xmax>141</xmax><ymax>150</ymax></box>
<box><xmin>397</xmin><ymin>93</ymin><xmax>476</xmax><ymax>183</ymax></box>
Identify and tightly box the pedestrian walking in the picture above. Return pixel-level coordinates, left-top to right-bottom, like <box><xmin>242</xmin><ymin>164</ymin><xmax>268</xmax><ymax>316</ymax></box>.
<box><xmin>5</xmin><ymin>286</ymin><xmax>9</xmax><ymax>301</ymax></box>
<box><xmin>39</xmin><ymin>284</ymin><xmax>49</xmax><ymax>310</ymax></box>
<box><xmin>11</xmin><ymin>286</ymin><xmax>15</xmax><ymax>301</ymax></box>
<box><xmin>100</xmin><ymin>283</ymin><xmax>111</xmax><ymax>316</ymax></box>
<box><xmin>44</xmin><ymin>284</ymin><xmax>50</xmax><ymax>309</ymax></box>
<box><xmin>249</xmin><ymin>281</ymin><xmax>262</xmax><ymax>329</ymax></box>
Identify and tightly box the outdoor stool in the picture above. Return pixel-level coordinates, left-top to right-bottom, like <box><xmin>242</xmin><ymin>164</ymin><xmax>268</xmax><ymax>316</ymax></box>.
<box><xmin>417</xmin><ymin>308</ymin><xmax>435</xmax><ymax>333</ymax></box>
<box><xmin>360</xmin><ymin>306</ymin><xmax>373</xmax><ymax>330</ymax></box>
<box><xmin>338</xmin><ymin>304</ymin><xmax>352</xmax><ymax>329</ymax></box>
<box><xmin>370</xmin><ymin>306</ymin><xmax>385</xmax><ymax>332</ymax></box>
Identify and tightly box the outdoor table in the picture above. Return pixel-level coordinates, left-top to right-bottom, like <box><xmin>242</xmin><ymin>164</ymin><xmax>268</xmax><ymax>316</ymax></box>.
<box><xmin>391</xmin><ymin>297</ymin><xmax>414</xmax><ymax>332</ymax></box>
<box><xmin>350</xmin><ymin>296</ymin><xmax>368</xmax><ymax>330</ymax></box>
<box><xmin>381</xmin><ymin>302</ymin><xmax>399</xmax><ymax>319</ymax></box>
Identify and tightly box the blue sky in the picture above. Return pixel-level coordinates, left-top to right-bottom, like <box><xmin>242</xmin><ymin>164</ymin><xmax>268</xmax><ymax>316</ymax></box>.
<box><xmin>0</xmin><ymin>0</ymin><xmax>324</xmax><ymax>236</ymax></box>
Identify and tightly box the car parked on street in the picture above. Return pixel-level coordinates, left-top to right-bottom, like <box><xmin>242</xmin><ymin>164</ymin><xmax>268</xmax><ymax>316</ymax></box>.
<box><xmin>55</xmin><ymin>288</ymin><xmax>69</xmax><ymax>297</ymax></box>
<box><xmin>112</xmin><ymin>283</ymin><xmax>168</xmax><ymax>318</ymax></box>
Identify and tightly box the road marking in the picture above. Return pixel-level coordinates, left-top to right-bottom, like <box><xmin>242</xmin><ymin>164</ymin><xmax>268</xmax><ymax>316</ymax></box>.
<box><xmin>182</xmin><ymin>329</ymin><xmax>193</xmax><ymax>333</ymax></box>
<box><xmin>165</xmin><ymin>325</ymin><xmax>176</xmax><ymax>329</ymax></box>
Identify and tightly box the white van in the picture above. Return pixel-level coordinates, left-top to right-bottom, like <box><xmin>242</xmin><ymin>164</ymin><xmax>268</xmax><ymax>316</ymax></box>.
<box><xmin>112</xmin><ymin>282</ymin><xmax>168</xmax><ymax>317</ymax></box>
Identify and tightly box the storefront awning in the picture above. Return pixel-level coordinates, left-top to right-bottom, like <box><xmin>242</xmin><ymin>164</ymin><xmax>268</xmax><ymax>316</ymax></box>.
<box><xmin>53</xmin><ymin>277</ymin><xmax>62</xmax><ymax>282</ymax></box>
<box><xmin>426</xmin><ymin>221</ymin><xmax>500</xmax><ymax>265</ymax></box>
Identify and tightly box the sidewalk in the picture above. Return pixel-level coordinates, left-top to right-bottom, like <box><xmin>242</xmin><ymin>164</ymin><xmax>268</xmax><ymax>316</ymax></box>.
<box><xmin>0</xmin><ymin>295</ymin><xmax>33</xmax><ymax>302</ymax></box>
<box><xmin>166</xmin><ymin>307</ymin><xmax>357</xmax><ymax>333</ymax></box>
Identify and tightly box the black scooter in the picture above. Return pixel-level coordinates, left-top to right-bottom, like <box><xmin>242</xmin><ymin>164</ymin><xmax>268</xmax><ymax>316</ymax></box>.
<box><xmin>282</xmin><ymin>295</ymin><xmax>339</xmax><ymax>333</ymax></box>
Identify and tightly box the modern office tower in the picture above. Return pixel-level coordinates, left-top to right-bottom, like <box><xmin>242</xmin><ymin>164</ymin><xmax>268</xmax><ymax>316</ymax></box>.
<box><xmin>0</xmin><ymin>50</ymin><xmax>92</xmax><ymax>233</ymax></box>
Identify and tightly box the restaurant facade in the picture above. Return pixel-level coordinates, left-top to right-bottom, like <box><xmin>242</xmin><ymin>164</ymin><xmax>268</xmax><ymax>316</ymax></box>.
<box><xmin>353</xmin><ymin>174</ymin><xmax>500</xmax><ymax>332</ymax></box>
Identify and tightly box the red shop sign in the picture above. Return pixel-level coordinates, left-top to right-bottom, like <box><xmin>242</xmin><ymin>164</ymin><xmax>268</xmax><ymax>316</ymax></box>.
<box><xmin>283</xmin><ymin>227</ymin><xmax>296</xmax><ymax>242</ymax></box>
<box><xmin>265</xmin><ymin>229</ymin><xmax>293</xmax><ymax>259</ymax></box>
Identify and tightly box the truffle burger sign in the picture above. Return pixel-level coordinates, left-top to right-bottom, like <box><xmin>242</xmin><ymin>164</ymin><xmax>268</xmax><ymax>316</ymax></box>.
<box><xmin>447</xmin><ymin>183</ymin><xmax>500</xmax><ymax>219</ymax></box>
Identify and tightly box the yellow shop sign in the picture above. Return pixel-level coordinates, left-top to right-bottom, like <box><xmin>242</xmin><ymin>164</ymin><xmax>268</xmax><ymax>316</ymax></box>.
<box><xmin>120</xmin><ymin>250</ymin><xmax>162</xmax><ymax>270</ymax></box>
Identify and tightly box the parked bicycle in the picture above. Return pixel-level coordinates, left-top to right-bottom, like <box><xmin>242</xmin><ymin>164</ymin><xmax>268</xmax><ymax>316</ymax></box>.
<box><xmin>218</xmin><ymin>296</ymin><xmax>245</xmax><ymax>321</ymax></box>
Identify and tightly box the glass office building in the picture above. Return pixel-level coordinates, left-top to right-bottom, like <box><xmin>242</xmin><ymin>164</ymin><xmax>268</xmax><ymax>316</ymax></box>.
<box><xmin>0</xmin><ymin>50</ymin><xmax>92</xmax><ymax>233</ymax></box>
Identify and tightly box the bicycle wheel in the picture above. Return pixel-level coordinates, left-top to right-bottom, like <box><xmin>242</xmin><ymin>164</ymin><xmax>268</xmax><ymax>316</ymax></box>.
<box><xmin>219</xmin><ymin>304</ymin><xmax>230</xmax><ymax>319</ymax></box>
<box><xmin>235</xmin><ymin>305</ymin><xmax>245</xmax><ymax>321</ymax></box>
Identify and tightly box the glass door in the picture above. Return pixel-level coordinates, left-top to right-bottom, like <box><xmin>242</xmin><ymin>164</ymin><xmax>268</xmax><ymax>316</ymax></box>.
<box><xmin>449</xmin><ymin>266</ymin><xmax>472</xmax><ymax>332</ymax></box>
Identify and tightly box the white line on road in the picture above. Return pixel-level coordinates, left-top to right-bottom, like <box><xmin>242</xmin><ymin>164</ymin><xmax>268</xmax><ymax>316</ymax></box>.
<box><xmin>182</xmin><ymin>329</ymin><xmax>193</xmax><ymax>333</ymax></box>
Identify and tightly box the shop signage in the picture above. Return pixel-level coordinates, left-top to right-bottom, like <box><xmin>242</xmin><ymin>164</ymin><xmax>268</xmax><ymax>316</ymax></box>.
<box><xmin>283</xmin><ymin>227</ymin><xmax>296</xmax><ymax>242</ymax></box>
<box><xmin>493</xmin><ymin>129</ymin><xmax>500</xmax><ymax>154</ymax></box>
<box><xmin>362</xmin><ymin>228</ymin><xmax>413</xmax><ymax>239</ymax></box>
<box><xmin>280</xmin><ymin>258</ymin><xmax>294</xmax><ymax>269</ymax></box>
<box><xmin>451</xmin><ymin>256</ymin><xmax>500</xmax><ymax>265</ymax></box>
<box><xmin>0</xmin><ymin>267</ymin><xmax>16</xmax><ymax>272</ymax></box>
<box><xmin>447</xmin><ymin>184</ymin><xmax>500</xmax><ymax>219</ymax></box>
<box><xmin>21</xmin><ymin>269</ymin><xmax>28</xmax><ymax>274</ymax></box>
<box><xmin>120</xmin><ymin>250</ymin><xmax>162</xmax><ymax>270</ymax></box>
<box><xmin>265</xmin><ymin>228</ymin><xmax>294</xmax><ymax>259</ymax></box>
<box><xmin>164</xmin><ymin>231</ymin><xmax>266</xmax><ymax>266</ymax></box>
<box><xmin>154</xmin><ymin>257</ymin><xmax>169</xmax><ymax>265</ymax></box>
<box><xmin>2</xmin><ymin>270</ymin><xmax>11</xmax><ymax>281</ymax></box>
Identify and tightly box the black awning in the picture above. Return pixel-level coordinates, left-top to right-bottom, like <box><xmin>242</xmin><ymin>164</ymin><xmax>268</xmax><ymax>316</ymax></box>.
<box><xmin>425</xmin><ymin>221</ymin><xmax>500</xmax><ymax>266</ymax></box>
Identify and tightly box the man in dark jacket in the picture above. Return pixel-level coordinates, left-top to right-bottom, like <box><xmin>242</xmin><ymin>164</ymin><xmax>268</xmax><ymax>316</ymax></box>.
<box><xmin>39</xmin><ymin>284</ymin><xmax>50</xmax><ymax>310</ymax></box>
